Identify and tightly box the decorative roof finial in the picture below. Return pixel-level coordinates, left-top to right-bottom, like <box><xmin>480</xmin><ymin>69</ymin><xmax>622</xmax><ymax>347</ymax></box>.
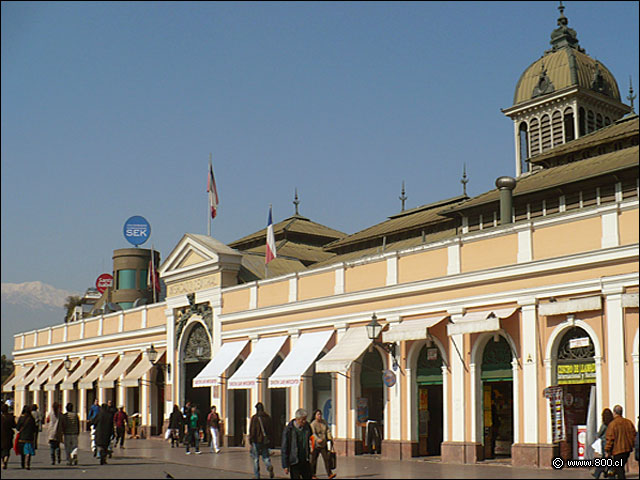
<box><xmin>627</xmin><ymin>76</ymin><xmax>636</xmax><ymax>113</ymax></box>
<box><xmin>399</xmin><ymin>181</ymin><xmax>407</xmax><ymax>212</ymax></box>
<box><xmin>293</xmin><ymin>188</ymin><xmax>300</xmax><ymax>216</ymax></box>
<box><xmin>461</xmin><ymin>164</ymin><xmax>469</xmax><ymax>197</ymax></box>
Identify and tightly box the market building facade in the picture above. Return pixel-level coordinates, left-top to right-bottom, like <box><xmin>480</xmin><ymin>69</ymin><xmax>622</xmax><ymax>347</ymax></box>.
<box><xmin>3</xmin><ymin>4</ymin><xmax>638</xmax><ymax>469</ymax></box>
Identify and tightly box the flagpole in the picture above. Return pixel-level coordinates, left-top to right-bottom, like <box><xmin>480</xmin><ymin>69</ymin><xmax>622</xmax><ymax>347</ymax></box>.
<box><xmin>208</xmin><ymin>153</ymin><xmax>212</xmax><ymax>237</ymax></box>
<box><xmin>151</xmin><ymin>244</ymin><xmax>157</xmax><ymax>304</ymax></box>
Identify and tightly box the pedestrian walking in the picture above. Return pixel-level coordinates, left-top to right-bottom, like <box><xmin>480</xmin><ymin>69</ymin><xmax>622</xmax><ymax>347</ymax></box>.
<box><xmin>593</xmin><ymin>408</ymin><xmax>614</xmax><ymax>479</ymax></box>
<box><xmin>30</xmin><ymin>404</ymin><xmax>42</xmax><ymax>450</ymax></box>
<box><xmin>604</xmin><ymin>404</ymin><xmax>637</xmax><ymax>479</ymax></box>
<box><xmin>249</xmin><ymin>402</ymin><xmax>274</xmax><ymax>479</ymax></box>
<box><xmin>168</xmin><ymin>405</ymin><xmax>183</xmax><ymax>448</ymax></box>
<box><xmin>282</xmin><ymin>408</ymin><xmax>313</xmax><ymax>479</ymax></box>
<box><xmin>61</xmin><ymin>403</ymin><xmax>80</xmax><ymax>466</ymax></box>
<box><xmin>185</xmin><ymin>405</ymin><xmax>201</xmax><ymax>455</ymax></box>
<box><xmin>1</xmin><ymin>403</ymin><xmax>16</xmax><ymax>469</ymax></box>
<box><xmin>114</xmin><ymin>406</ymin><xmax>128</xmax><ymax>449</ymax></box>
<box><xmin>207</xmin><ymin>405</ymin><xmax>221</xmax><ymax>453</ymax></box>
<box><xmin>182</xmin><ymin>401</ymin><xmax>192</xmax><ymax>445</ymax></box>
<box><xmin>45</xmin><ymin>402</ymin><xmax>63</xmax><ymax>465</ymax></box>
<box><xmin>94</xmin><ymin>403</ymin><xmax>114</xmax><ymax>465</ymax></box>
<box><xmin>87</xmin><ymin>399</ymin><xmax>100</xmax><ymax>455</ymax></box>
<box><xmin>16</xmin><ymin>405</ymin><xmax>37</xmax><ymax>470</ymax></box>
<box><xmin>310</xmin><ymin>409</ymin><xmax>336</xmax><ymax>479</ymax></box>
<box><xmin>106</xmin><ymin>400</ymin><xmax>117</xmax><ymax>455</ymax></box>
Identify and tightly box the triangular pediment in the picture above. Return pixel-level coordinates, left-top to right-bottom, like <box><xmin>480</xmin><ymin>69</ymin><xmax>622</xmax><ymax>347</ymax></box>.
<box><xmin>178</xmin><ymin>250</ymin><xmax>208</xmax><ymax>269</ymax></box>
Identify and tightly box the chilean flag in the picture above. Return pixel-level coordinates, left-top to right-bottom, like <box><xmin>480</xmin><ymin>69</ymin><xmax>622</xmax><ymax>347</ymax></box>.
<box><xmin>265</xmin><ymin>206</ymin><xmax>277</xmax><ymax>265</ymax></box>
<box><xmin>207</xmin><ymin>159</ymin><xmax>219</xmax><ymax>219</ymax></box>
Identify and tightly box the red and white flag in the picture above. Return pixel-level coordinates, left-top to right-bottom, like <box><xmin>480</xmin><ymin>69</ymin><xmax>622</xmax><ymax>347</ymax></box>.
<box><xmin>207</xmin><ymin>159</ymin><xmax>219</xmax><ymax>219</ymax></box>
<box><xmin>148</xmin><ymin>250</ymin><xmax>160</xmax><ymax>294</ymax></box>
<box><xmin>265</xmin><ymin>206</ymin><xmax>277</xmax><ymax>265</ymax></box>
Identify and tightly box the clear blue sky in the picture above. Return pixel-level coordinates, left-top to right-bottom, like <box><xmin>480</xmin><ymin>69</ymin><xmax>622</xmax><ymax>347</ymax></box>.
<box><xmin>2</xmin><ymin>1</ymin><xmax>638</xmax><ymax>293</ymax></box>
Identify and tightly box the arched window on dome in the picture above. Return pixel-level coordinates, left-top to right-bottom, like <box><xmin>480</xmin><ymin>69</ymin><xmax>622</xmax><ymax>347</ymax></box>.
<box><xmin>529</xmin><ymin>118</ymin><xmax>540</xmax><ymax>156</ymax></box>
<box><xmin>604</xmin><ymin>117</ymin><xmax>611</xmax><ymax>126</ymax></box>
<box><xmin>587</xmin><ymin>110</ymin><xmax>595</xmax><ymax>133</ymax></box>
<box><xmin>596</xmin><ymin>113</ymin><xmax>603</xmax><ymax>130</ymax></box>
<box><xmin>579</xmin><ymin>108</ymin><xmax>586</xmax><ymax>137</ymax></box>
<box><xmin>563</xmin><ymin>107</ymin><xmax>575</xmax><ymax>142</ymax></box>
<box><xmin>552</xmin><ymin>110</ymin><xmax>563</xmax><ymax>147</ymax></box>
<box><xmin>519</xmin><ymin>122</ymin><xmax>529</xmax><ymax>173</ymax></box>
<box><xmin>541</xmin><ymin>114</ymin><xmax>551</xmax><ymax>151</ymax></box>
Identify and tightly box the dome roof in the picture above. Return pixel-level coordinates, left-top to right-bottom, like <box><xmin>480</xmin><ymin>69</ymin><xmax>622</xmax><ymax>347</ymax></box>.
<box><xmin>513</xmin><ymin>4</ymin><xmax>621</xmax><ymax>105</ymax></box>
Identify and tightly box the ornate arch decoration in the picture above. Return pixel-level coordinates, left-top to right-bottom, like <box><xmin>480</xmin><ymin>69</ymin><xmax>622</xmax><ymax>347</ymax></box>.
<box><xmin>175</xmin><ymin>292</ymin><xmax>213</xmax><ymax>349</ymax></box>
<box><xmin>181</xmin><ymin>321</ymin><xmax>212</xmax><ymax>364</ymax></box>
<box><xmin>470</xmin><ymin>330</ymin><xmax>520</xmax><ymax>367</ymax></box>
<box><xmin>545</xmin><ymin>318</ymin><xmax>602</xmax><ymax>362</ymax></box>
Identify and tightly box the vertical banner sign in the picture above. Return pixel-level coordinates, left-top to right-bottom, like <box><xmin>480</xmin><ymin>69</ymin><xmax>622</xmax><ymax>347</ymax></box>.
<box><xmin>123</xmin><ymin>216</ymin><xmax>151</xmax><ymax>246</ymax></box>
<box><xmin>544</xmin><ymin>386</ymin><xmax>566</xmax><ymax>442</ymax></box>
<box><xmin>357</xmin><ymin>397</ymin><xmax>369</xmax><ymax>425</ymax></box>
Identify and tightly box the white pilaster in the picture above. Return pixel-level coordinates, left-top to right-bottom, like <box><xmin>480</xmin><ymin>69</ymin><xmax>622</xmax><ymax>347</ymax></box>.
<box><xmin>386</xmin><ymin>254</ymin><xmax>398</xmax><ymax>286</ymax></box>
<box><xmin>249</xmin><ymin>284</ymin><xmax>258</xmax><ymax>309</ymax></box>
<box><xmin>447</xmin><ymin>240</ymin><xmax>461</xmax><ymax>276</ymax></box>
<box><xmin>469</xmin><ymin>362</ymin><xmax>479</xmax><ymax>442</ymax></box>
<box><xmin>511</xmin><ymin>358</ymin><xmax>520</xmax><ymax>444</ymax></box>
<box><xmin>118</xmin><ymin>312</ymin><xmax>124</xmax><ymax>332</ymax></box>
<box><xmin>289</xmin><ymin>275</ymin><xmax>298</xmax><ymax>303</ymax></box>
<box><xmin>141</xmin><ymin>307</ymin><xmax>148</xmax><ymax>329</ymax></box>
<box><xmin>335</xmin><ymin>325</ymin><xmax>348</xmax><ymax>439</ymax></box>
<box><xmin>601</xmin><ymin>208</ymin><xmax>620</xmax><ymax>248</ymax></box>
<box><xmin>519</xmin><ymin>299</ymin><xmax>539</xmax><ymax>443</ymax></box>
<box><xmin>517</xmin><ymin>224</ymin><xmax>533</xmax><ymax>263</ymax></box>
<box><xmin>334</xmin><ymin>265</ymin><xmax>345</xmax><ymax>295</ymax></box>
<box><xmin>441</xmin><ymin>365</ymin><xmax>449</xmax><ymax>442</ymax></box>
<box><xmin>603</xmin><ymin>285</ymin><xmax>625</xmax><ymax>410</ymax></box>
<box><xmin>449</xmin><ymin>330</ymin><xmax>465</xmax><ymax>441</ymax></box>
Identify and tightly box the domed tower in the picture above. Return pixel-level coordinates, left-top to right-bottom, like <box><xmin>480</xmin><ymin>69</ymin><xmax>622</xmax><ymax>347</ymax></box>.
<box><xmin>502</xmin><ymin>3</ymin><xmax>631</xmax><ymax>177</ymax></box>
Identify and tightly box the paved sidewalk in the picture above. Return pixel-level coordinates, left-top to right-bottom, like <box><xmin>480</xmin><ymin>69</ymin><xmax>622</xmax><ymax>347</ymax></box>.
<box><xmin>2</xmin><ymin>432</ymin><xmax>637</xmax><ymax>478</ymax></box>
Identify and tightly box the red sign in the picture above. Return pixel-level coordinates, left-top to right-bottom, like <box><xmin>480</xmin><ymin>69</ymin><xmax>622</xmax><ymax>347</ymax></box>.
<box><xmin>96</xmin><ymin>273</ymin><xmax>114</xmax><ymax>294</ymax></box>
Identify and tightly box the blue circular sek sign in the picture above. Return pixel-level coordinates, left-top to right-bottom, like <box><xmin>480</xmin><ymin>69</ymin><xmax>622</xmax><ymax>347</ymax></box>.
<box><xmin>123</xmin><ymin>215</ymin><xmax>150</xmax><ymax>246</ymax></box>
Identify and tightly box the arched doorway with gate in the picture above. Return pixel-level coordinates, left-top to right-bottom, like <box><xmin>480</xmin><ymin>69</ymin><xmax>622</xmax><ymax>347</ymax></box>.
<box><xmin>181</xmin><ymin>322</ymin><xmax>212</xmax><ymax>415</ymax></box>
<box><xmin>357</xmin><ymin>348</ymin><xmax>385</xmax><ymax>455</ymax></box>
<box><xmin>415</xmin><ymin>343</ymin><xmax>444</xmax><ymax>456</ymax></box>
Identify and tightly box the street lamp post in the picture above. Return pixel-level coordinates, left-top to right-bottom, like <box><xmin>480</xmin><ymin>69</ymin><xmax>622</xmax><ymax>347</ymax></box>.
<box><xmin>366</xmin><ymin>313</ymin><xmax>399</xmax><ymax>370</ymax></box>
<box><xmin>147</xmin><ymin>344</ymin><xmax>170</xmax><ymax>375</ymax></box>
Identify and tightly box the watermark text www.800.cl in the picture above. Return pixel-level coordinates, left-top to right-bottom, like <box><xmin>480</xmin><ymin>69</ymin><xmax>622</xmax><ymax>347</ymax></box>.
<box><xmin>551</xmin><ymin>457</ymin><xmax>624</xmax><ymax>470</ymax></box>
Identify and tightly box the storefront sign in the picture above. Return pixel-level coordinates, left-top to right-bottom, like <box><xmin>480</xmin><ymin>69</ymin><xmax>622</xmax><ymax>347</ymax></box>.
<box><xmin>544</xmin><ymin>386</ymin><xmax>566</xmax><ymax>443</ymax></box>
<box><xmin>557</xmin><ymin>362</ymin><xmax>596</xmax><ymax>384</ymax></box>
<box><xmin>123</xmin><ymin>215</ymin><xmax>151</xmax><ymax>246</ymax></box>
<box><xmin>95</xmin><ymin>273</ymin><xmax>113</xmax><ymax>294</ymax></box>
<box><xmin>569</xmin><ymin>337</ymin><xmax>590</xmax><ymax>349</ymax></box>
<box><xmin>382</xmin><ymin>369</ymin><xmax>397</xmax><ymax>387</ymax></box>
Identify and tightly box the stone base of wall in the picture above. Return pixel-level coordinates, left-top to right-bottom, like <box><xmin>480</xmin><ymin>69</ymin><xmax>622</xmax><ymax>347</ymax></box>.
<box><xmin>333</xmin><ymin>438</ymin><xmax>362</xmax><ymax>456</ymax></box>
<box><xmin>441</xmin><ymin>441</ymin><xmax>483</xmax><ymax>464</ymax></box>
<box><xmin>512</xmin><ymin>443</ymin><xmax>560</xmax><ymax>467</ymax></box>
<box><xmin>381</xmin><ymin>440</ymin><xmax>402</xmax><ymax>460</ymax></box>
<box><xmin>400</xmin><ymin>440</ymin><xmax>418</xmax><ymax>458</ymax></box>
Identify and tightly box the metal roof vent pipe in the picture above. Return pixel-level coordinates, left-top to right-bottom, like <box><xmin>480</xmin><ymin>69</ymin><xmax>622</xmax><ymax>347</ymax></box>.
<box><xmin>495</xmin><ymin>176</ymin><xmax>517</xmax><ymax>225</ymax></box>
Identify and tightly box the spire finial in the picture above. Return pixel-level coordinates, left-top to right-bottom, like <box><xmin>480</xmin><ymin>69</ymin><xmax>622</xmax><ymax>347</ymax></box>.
<box><xmin>399</xmin><ymin>181</ymin><xmax>407</xmax><ymax>212</ymax></box>
<box><xmin>461</xmin><ymin>164</ymin><xmax>469</xmax><ymax>197</ymax></box>
<box><xmin>627</xmin><ymin>76</ymin><xmax>636</xmax><ymax>113</ymax></box>
<box><xmin>293</xmin><ymin>188</ymin><xmax>300</xmax><ymax>216</ymax></box>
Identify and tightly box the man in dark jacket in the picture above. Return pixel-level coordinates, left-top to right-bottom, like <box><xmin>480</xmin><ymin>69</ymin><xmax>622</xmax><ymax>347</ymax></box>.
<box><xmin>1</xmin><ymin>403</ymin><xmax>16</xmax><ymax>470</ymax></box>
<box><xmin>249</xmin><ymin>402</ymin><xmax>274</xmax><ymax>479</ymax></box>
<box><xmin>281</xmin><ymin>408</ymin><xmax>312</xmax><ymax>479</ymax></box>
<box><xmin>94</xmin><ymin>404</ymin><xmax>114</xmax><ymax>465</ymax></box>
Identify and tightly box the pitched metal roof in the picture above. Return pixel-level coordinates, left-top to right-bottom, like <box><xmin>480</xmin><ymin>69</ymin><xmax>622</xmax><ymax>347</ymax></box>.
<box><xmin>239</xmin><ymin>252</ymin><xmax>307</xmax><ymax>281</ymax></box>
<box><xmin>444</xmin><ymin>145</ymin><xmax>639</xmax><ymax>214</ymax></box>
<box><xmin>245</xmin><ymin>240</ymin><xmax>337</xmax><ymax>264</ymax></box>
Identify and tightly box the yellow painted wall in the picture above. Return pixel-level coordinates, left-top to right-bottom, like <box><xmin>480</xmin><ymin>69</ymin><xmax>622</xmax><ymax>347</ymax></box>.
<box><xmin>461</xmin><ymin>234</ymin><xmax>518</xmax><ymax>273</ymax></box>
<box><xmin>51</xmin><ymin>327</ymin><xmax>64</xmax><ymax>344</ymax></box>
<box><xmin>298</xmin><ymin>271</ymin><xmax>335</xmax><ymax>301</ymax></box>
<box><xmin>124</xmin><ymin>311</ymin><xmax>142</xmax><ymax>332</ymax></box>
<box><xmin>14</xmin><ymin>336</ymin><xmax>21</xmax><ymax>351</ymax></box>
<box><xmin>624</xmin><ymin>308</ymin><xmax>638</xmax><ymax>418</ymax></box>
<box><xmin>619</xmin><ymin>209</ymin><xmax>639</xmax><ymax>245</ymax></box>
<box><xmin>37</xmin><ymin>332</ymin><xmax>48</xmax><ymax>347</ymax></box>
<box><xmin>345</xmin><ymin>260</ymin><xmax>386</xmax><ymax>293</ymax></box>
<box><xmin>84</xmin><ymin>319</ymin><xmax>99</xmax><ymax>338</ymax></box>
<box><xmin>147</xmin><ymin>306</ymin><xmax>166</xmax><ymax>327</ymax></box>
<box><xmin>257</xmin><ymin>280</ymin><xmax>289</xmax><ymax>309</ymax></box>
<box><xmin>398</xmin><ymin>248</ymin><xmax>448</xmax><ymax>284</ymax></box>
<box><xmin>222</xmin><ymin>288</ymin><xmax>251</xmax><ymax>314</ymax></box>
<box><xmin>103</xmin><ymin>316</ymin><xmax>119</xmax><ymax>335</ymax></box>
<box><xmin>533</xmin><ymin>217</ymin><xmax>601</xmax><ymax>260</ymax></box>
<box><xmin>68</xmin><ymin>323</ymin><xmax>82</xmax><ymax>341</ymax></box>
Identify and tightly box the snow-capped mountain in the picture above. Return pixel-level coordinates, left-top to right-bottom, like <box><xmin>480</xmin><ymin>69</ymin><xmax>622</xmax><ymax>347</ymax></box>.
<box><xmin>1</xmin><ymin>282</ymin><xmax>80</xmax><ymax>358</ymax></box>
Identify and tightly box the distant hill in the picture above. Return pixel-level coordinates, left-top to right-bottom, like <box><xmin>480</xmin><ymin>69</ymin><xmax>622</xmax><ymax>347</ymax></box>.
<box><xmin>1</xmin><ymin>282</ymin><xmax>79</xmax><ymax>358</ymax></box>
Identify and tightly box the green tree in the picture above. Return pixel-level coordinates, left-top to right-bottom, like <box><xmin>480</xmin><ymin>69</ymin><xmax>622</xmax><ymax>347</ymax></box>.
<box><xmin>64</xmin><ymin>295</ymin><xmax>83</xmax><ymax>322</ymax></box>
<box><xmin>1</xmin><ymin>354</ymin><xmax>14</xmax><ymax>386</ymax></box>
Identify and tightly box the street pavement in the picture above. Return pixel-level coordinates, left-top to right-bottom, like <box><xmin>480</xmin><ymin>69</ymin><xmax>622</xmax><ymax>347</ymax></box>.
<box><xmin>1</xmin><ymin>431</ymin><xmax>637</xmax><ymax>479</ymax></box>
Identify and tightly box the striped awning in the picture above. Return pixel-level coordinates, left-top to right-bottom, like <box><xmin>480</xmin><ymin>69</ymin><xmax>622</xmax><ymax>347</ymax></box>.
<box><xmin>2</xmin><ymin>365</ymin><xmax>33</xmax><ymax>393</ymax></box>
<box><xmin>61</xmin><ymin>357</ymin><xmax>98</xmax><ymax>390</ymax></box>
<box><xmin>78</xmin><ymin>355</ymin><xmax>118</xmax><ymax>389</ymax></box>
<box><xmin>45</xmin><ymin>358</ymin><xmax>81</xmax><ymax>391</ymax></box>
<box><xmin>98</xmin><ymin>353</ymin><xmax>139</xmax><ymax>389</ymax></box>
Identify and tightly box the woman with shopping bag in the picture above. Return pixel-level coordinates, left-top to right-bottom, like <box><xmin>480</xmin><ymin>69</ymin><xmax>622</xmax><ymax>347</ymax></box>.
<box><xmin>310</xmin><ymin>409</ymin><xmax>336</xmax><ymax>479</ymax></box>
<box><xmin>593</xmin><ymin>408</ymin><xmax>614</xmax><ymax>479</ymax></box>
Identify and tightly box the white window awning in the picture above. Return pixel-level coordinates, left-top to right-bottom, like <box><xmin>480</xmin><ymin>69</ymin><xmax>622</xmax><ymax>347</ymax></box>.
<box><xmin>382</xmin><ymin>316</ymin><xmax>448</xmax><ymax>343</ymax></box>
<box><xmin>2</xmin><ymin>365</ymin><xmax>33</xmax><ymax>393</ymax></box>
<box><xmin>269</xmin><ymin>330</ymin><xmax>333</xmax><ymax>388</ymax></box>
<box><xmin>447</xmin><ymin>307</ymin><xmax>519</xmax><ymax>336</ymax></box>
<box><xmin>228</xmin><ymin>336</ymin><xmax>287</xmax><ymax>389</ymax></box>
<box><xmin>78</xmin><ymin>354</ymin><xmax>118</xmax><ymax>389</ymax></box>
<box><xmin>98</xmin><ymin>353</ymin><xmax>139</xmax><ymax>388</ymax></box>
<box><xmin>315</xmin><ymin>326</ymin><xmax>372</xmax><ymax>375</ymax></box>
<box><xmin>30</xmin><ymin>360</ymin><xmax>63</xmax><ymax>392</ymax></box>
<box><xmin>193</xmin><ymin>341</ymin><xmax>247</xmax><ymax>388</ymax></box>
<box><xmin>121</xmin><ymin>349</ymin><xmax>166</xmax><ymax>387</ymax></box>
<box><xmin>17</xmin><ymin>363</ymin><xmax>47</xmax><ymax>391</ymax></box>
<box><xmin>61</xmin><ymin>357</ymin><xmax>98</xmax><ymax>390</ymax></box>
<box><xmin>45</xmin><ymin>358</ymin><xmax>80</xmax><ymax>391</ymax></box>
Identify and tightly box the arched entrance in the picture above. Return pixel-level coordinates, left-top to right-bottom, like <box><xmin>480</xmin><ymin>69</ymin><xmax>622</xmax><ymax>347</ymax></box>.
<box><xmin>480</xmin><ymin>335</ymin><xmax>513</xmax><ymax>459</ymax></box>
<box><xmin>358</xmin><ymin>349</ymin><xmax>384</xmax><ymax>454</ymax></box>
<box><xmin>554</xmin><ymin>326</ymin><xmax>596</xmax><ymax>460</ymax></box>
<box><xmin>416</xmin><ymin>344</ymin><xmax>443</xmax><ymax>456</ymax></box>
<box><xmin>154</xmin><ymin>368</ymin><xmax>165</xmax><ymax>435</ymax></box>
<box><xmin>181</xmin><ymin>322</ymin><xmax>211</xmax><ymax>414</ymax></box>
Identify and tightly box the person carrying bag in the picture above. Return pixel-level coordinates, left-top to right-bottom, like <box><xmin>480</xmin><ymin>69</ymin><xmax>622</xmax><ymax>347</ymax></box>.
<box><xmin>310</xmin><ymin>409</ymin><xmax>336</xmax><ymax>479</ymax></box>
